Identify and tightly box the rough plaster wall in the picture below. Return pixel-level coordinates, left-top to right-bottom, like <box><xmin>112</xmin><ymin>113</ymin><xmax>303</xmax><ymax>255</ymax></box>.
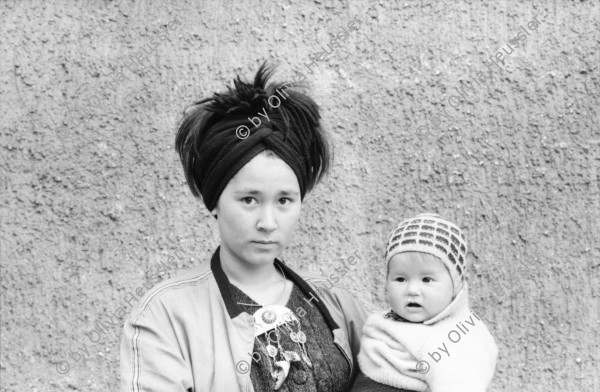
<box><xmin>1</xmin><ymin>0</ymin><xmax>599</xmax><ymax>390</ymax></box>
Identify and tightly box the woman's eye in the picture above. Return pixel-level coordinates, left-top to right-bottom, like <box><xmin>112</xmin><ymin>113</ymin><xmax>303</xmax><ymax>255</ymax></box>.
<box><xmin>241</xmin><ymin>197</ymin><xmax>256</xmax><ymax>205</ymax></box>
<box><xmin>278</xmin><ymin>197</ymin><xmax>293</xmax><ymax>205</ymax></box>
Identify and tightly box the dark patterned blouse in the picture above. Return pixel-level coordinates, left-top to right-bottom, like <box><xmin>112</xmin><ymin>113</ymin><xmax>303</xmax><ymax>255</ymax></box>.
<box><xmin>231</xmin><ymin>283</ymin><xmax>351</xmax><ymax>392</ymax></box>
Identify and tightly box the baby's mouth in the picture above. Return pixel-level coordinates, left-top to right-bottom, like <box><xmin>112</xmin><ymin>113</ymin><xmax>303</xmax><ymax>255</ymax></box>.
<box><xmin>407</xmin><ymin>302</ymin><xmax>422</xmax><ymax>308</ymax></box>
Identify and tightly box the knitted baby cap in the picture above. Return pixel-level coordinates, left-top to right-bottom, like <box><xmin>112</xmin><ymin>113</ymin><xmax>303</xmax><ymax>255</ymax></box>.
<box><xmin>385</xmin><ymin>213</ymin><xmax>468</xmax><ymax>296</ymax></box>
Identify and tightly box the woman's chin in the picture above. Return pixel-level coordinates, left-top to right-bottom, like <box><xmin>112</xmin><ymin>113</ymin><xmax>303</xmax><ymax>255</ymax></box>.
<box><xmin>244</xmin><ymin>249</ymin><xmax>281</xmax><ymax>266</ymax></box>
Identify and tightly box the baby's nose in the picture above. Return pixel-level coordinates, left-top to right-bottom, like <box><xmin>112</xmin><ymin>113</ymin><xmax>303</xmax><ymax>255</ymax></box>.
<box><xmin>407</xmin><ymin>282</ymin><xmax>421</xmax><ymax>295</ymax></box>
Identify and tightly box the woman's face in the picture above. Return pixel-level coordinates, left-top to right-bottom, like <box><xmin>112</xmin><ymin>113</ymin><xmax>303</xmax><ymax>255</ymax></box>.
<box><xmin>213</xmin><ymin>151</ymin><xmax>302</xmax><ymax>269</ymax></box>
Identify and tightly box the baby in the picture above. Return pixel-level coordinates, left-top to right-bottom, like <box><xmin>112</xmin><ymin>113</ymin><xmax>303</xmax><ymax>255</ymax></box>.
<box><xmin>352</xmin><ymin>213</ymin><xmax>498</xmax><ymax>392</ymax></box>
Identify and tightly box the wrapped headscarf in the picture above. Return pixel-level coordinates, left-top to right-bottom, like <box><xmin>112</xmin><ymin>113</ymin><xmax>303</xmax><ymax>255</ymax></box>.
<box><xmin>175</xmin><ymin>63</ymin><xmax>330</xmax><ymax>211</ymax></box>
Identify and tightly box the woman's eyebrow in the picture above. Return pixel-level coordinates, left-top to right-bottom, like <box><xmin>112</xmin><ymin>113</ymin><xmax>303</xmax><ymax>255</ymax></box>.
<box><xmin>280</xmin><ymin>189</ymin><xmax>300</xmax><ymax>196</ymax></box>
<box><xmin>232</xmin><ymin>189</ymin><xmax>300</xmax><ymax>195</ymax></box>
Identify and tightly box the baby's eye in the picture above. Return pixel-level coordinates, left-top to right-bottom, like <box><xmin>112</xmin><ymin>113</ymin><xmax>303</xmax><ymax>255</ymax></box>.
<box><xmin>423</xmin><ymin>277</ymin><xmax>433</xmax><ymax>283</ymax></box>
<box><xmin>395</xmin><ymin>277</ymin><xmax>405</xmax><ymax>282</ymax></box>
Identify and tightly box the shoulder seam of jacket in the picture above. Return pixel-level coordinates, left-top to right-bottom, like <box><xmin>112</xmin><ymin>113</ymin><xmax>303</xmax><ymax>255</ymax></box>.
<box><xmin>132</xmin><ymin>270</ymin><xmax>213</xmax><ymax>324</ymax></box>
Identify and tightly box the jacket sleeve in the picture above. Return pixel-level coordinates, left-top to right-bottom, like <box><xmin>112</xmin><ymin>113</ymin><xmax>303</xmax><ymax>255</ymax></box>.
<box><xmin>120</xmin><ymin>301</ymin><xmax>193</xmax><ymax>392</ymax></box>
<box><xmin>331</xmin><ymin>286</ymin><xmax>371</xmax><ymax>362</ymax></box>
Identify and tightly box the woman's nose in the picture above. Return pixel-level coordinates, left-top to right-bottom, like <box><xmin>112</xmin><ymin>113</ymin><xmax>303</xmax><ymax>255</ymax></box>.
<box><xmin>256</xmin><ymin>206</ymin><xmax>277</xmax><ymax>232</ymax></box>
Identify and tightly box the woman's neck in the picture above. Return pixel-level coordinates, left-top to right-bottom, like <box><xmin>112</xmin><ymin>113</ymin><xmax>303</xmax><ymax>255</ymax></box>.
<box><xmin>219</xmin><ymin>247</ymin><xmax>283</xmax><ymax>287</ymax></box>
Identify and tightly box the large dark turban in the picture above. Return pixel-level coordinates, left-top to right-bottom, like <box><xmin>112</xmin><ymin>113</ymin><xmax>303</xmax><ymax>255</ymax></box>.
<box><xmin>175</xmin><ymin>63</ymin><xmax>330</xmax><ymax>211</ymax></box>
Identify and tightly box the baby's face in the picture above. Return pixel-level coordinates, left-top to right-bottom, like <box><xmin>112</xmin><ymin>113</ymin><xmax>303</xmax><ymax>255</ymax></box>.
<box><xmin>387</xmin><ymin>252</ymin><xmax>453</xmax><ymax>322</ymax></box>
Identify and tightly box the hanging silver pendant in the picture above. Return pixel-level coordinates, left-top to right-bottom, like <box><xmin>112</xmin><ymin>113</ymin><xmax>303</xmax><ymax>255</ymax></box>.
<box><xmin>296</xmin><ymin>331</ymin><xmax>306</xmax><ymax>344</ymax></box>
<box><xmin>272</xmin><ymin>360</ymin><xmax>291</xmax><ymax>390</ymax></box>
<box><xmin>266</xmin><ymin>344</ymin><xmax>278</xmax><ymax>358</ymax></box>
<box><xmin>283</xmin><ymin>350</ymin><xmax>301</xmax><ymax>362</ymax></box>
<box><xmin>301</xmin><ymin>351</ymin><xmax>313</xmax><ymax>368</ymax></box>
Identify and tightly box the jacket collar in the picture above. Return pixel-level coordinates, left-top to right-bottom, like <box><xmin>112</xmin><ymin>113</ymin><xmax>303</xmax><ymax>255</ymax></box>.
<box><xmin>210</xmin><ymin>247</ymin><xmax>339</xmax><ymax>331</ymax></box>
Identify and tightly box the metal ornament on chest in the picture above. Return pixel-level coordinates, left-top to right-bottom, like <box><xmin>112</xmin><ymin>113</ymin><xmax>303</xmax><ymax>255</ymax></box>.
<box><xmin>252</xmin><ymin>305</ymin><xmax>313</xmax><ymax>390</ymax></box>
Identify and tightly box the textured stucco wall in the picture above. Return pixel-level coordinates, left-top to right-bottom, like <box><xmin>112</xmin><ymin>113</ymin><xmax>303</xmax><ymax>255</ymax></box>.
<box><xmin>1</xmin><ymin>0</ymin><xmax>599</xmax><ymax>391</ymax></box>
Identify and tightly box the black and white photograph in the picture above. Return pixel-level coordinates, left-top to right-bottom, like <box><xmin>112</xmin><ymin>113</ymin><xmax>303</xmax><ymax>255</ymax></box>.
<box><xmin>1</xmin><ymin>0</ymin><xmax>598</xmax><ymax>391</ymax></box>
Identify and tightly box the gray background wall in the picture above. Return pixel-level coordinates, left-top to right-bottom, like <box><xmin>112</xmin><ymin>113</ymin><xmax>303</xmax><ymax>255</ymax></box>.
<box><xmin>1</xmin><ymin>0</ymin><xmax>599</xmax><ymax>391</ymax></box>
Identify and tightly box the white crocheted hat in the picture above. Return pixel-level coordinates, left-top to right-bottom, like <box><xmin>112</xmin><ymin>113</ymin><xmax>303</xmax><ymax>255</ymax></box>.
<box><xmin>385</xmin><ymin>213</ymin><xmax>468</xmax><ymax>296</ymax></box>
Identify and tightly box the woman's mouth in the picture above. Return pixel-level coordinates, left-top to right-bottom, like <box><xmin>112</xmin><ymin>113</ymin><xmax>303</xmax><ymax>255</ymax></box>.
<box><xmin>252</xmin><ymin>240</ymin><xmax>278</xmax><ymax>248</ymax></box>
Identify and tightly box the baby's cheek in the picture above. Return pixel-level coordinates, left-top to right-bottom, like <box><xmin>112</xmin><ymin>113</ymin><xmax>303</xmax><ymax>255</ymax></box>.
<box><xmin>385</xmin><ymin>283</ymin><xmax>397</xmax><ymax>299</ymax></box>
<box><xmin>387</xmin><ymin>287</ymin><xmax>403</xmax><ymax>308</ymax></box>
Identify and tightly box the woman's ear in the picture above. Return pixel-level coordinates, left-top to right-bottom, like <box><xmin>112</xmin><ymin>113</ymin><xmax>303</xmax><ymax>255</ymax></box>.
<box><xmin>211</xmin><ymin>207</ymin><xmax>218</xmax><ymax>220</ymax></box>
